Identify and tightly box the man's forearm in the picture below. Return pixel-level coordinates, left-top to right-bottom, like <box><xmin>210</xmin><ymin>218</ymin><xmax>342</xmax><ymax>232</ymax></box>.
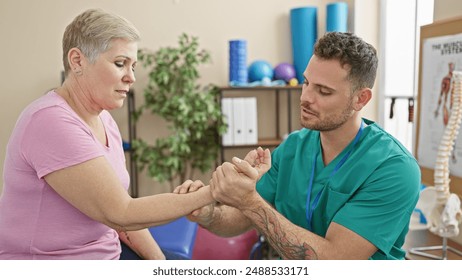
<box><xmin>201</xmin><ymin>204</ymin><xmax>254</xmax><ymax>237</ymax></box>
<box><xmin>240</xmin><ymin>197</ymin><xmax>319</xmax><ymax>260</ymax></box>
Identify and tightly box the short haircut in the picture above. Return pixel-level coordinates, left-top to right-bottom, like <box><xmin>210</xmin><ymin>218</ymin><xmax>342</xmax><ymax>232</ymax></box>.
<box><xmin>62</xmin><ymin>8</ymin><xmax>140</xmax><ymax>76</ymax></box>
<box><xmin>314</xmin><ymin>32</ymin><xmax>378</xmax><ymax>93</ymax></box>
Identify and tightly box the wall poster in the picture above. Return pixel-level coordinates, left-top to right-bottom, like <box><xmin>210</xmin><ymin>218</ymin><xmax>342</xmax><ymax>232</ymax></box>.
<box><xmin>417</xmin><ymin>33</ymin><xmax>462</xmax><ymax>178</ymax></box>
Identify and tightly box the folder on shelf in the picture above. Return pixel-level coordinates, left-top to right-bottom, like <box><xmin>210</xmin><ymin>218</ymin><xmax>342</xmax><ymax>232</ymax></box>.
<box><xmin>232</xmin><ymin>97</ymin><xmax>258</xmax><ymax>145</ymax></box>
<box><xmin>232</xmin><ymin>98</ymin><xmax>246</xmax><ymax>145</ymax></box>
<box><xmin>222</xmin><ymin>97</ymin><xmax>258</xmax><ymax>146</ymax></box>
<box><xmin>221</xmin><ymin>98</ymin><xmax>234</xmax><ymax>146</ymax></box>
<box><xmin>243</xmin><ymin>97</ymin><xmax>258</xmax><ymax>145</ymax></box>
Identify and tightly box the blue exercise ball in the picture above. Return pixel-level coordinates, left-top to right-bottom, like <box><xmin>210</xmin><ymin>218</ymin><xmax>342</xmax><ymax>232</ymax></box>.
<box><xmin>248</xmin><ymin>60</ymin><xmax>273</xmax><ymax>82</ymax></box>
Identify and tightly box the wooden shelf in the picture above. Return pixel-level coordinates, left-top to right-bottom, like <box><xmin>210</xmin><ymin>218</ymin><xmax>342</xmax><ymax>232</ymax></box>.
<box><xmin>221</xmin><ymin>138</ymin><xmax>282</xmax><ymax>149</ymax></box>
<box><xmin>219</xmin><ymin>85</ymin><xmax>302</xmax><ymax>91</ymax></box>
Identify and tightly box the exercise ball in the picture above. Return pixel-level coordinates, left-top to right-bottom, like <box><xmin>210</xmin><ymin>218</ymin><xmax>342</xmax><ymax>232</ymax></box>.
<box><xmin>289</xmin><ymin>78</ymin><xmax>299</xmax><ymax>86</ymax></box>
<box><xmin>274</xmin><ymin>63</ymin><xmax>296</xmax><ymax>82</ymax></box>
<box><xmin>248</xmin><ymin>60</ymin><xmax>273</xmax><ymax>82</ymax></box>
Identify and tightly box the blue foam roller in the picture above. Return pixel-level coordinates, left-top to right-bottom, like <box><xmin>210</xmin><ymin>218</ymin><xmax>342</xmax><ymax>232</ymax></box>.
<box><xmin>229</xmin><ymin>39</ymin><xmax>248</xmax><ymax>83</ymax></box>
<box><xmin>326</xmin><ymin>2</ymin><xmax>348</xmax><ymax>32</ymax></box>
<box><xmin>290</xmin><ymin>7</ymin><xmax>317</xmax><ymax>84</ymax></box>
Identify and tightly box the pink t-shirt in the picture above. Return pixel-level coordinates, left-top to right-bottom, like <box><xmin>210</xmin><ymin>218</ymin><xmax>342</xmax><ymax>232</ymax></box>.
<box><xmin>0</xmin><ymin>91</ymin><xmax>130</xmax><ymax>259</ymax></box>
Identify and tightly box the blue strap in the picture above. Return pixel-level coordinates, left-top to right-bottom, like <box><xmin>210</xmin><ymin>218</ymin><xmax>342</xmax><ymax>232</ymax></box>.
<box><xmin>305</xmin><ymin>121</ymin><xmax>364</xmax><ymax>231</ymax></box>
<box><xmin>305</xmin><ymin>150</ymin><xmax>319</xmax><ymax>231</ymax></box>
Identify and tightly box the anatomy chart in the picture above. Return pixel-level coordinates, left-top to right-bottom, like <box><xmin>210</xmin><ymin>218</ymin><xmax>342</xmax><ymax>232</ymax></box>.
<box><xmin>418</xmin><ymin>33</ymin><xmax>462</xmax><ymax>177</ymax></box>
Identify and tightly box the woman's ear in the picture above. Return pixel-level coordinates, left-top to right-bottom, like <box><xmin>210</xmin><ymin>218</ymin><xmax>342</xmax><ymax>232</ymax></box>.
<box><xmin>353</xmin><ymin>88</ymin><xmax>372</xmax><ymax>111</ymax></box>
<box><xmin>67</xmin><ymin>47</ymin><xmax>84</xmax><ymax>75</ymax></box>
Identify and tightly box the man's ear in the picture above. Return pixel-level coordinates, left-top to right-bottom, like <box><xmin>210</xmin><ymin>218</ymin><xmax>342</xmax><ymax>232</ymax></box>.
<box><xmin>67</xmin><ymin>47</ymin><xmax>84</xmax><ymax>75</ymax></box>
<box><xmin>353</xmin><ymin>88</ymin><xmax>372</xmax><ymax>111</ymax></box>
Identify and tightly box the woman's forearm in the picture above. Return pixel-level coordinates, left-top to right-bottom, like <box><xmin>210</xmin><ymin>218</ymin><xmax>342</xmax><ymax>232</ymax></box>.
<box><xmin>113</xmin><ymin>186</ymin><xmax>214</xmax><ymax>231</ymax></box>
<box><xmin>119</xmin><ymin>229</ymin><xmax>165</xmax><ymax>260</ymax></box>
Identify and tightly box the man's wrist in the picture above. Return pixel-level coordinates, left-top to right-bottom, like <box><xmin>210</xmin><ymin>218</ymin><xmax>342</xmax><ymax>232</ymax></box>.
<box><xmin>238</xmin><ymin>192</ymin><xmax>263</xmax><ymax>213</ymax></box>
<box><xmin>197</xmin><ymin>204</ymin><xmax>218</xmax><ymax>228</ymax></box>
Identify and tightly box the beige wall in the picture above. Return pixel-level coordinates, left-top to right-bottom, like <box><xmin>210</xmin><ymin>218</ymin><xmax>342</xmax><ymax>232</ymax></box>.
<box><xmin>434</xmin><ymin>0</ymin><xmax>462</xmax><ymax>22</ymax></box>
<box><xmin>0</xmin><ymin>0</ymin><xmax>365</xmax><ymax>195</ymax></box>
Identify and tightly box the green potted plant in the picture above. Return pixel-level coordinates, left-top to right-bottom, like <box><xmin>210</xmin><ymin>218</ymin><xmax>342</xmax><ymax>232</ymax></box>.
<box><xmin>132</xmin><ymin>33</ymin><xmax>227</xmax><ymax>190</ymax></box>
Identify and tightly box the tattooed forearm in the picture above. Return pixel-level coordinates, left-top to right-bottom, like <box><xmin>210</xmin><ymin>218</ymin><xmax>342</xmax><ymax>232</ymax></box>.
<box><xmin>248</xmin><ymin>206</ymin><xmax>318</xmax><ymax>260</ymax></box>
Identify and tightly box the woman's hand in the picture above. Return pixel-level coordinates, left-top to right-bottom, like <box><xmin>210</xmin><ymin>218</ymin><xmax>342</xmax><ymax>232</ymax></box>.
<box><xmin>173</xmin><ymin>179</ymin><xmax>216</xmax><ymax>226</ymax></box>
<box><xmin>173</xmin><ymin>179</ymin><xmax>205</xmax><ymax>194</ymax></box>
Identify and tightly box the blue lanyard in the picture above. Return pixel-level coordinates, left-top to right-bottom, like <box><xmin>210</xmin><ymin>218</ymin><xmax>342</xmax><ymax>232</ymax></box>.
<box><xmin>305</xmin><ymin>121</ymin><xmax>365</xmax><ymax>231</ymax></box>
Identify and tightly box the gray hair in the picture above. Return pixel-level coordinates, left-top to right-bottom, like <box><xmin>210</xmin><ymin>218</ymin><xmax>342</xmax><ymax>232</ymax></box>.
<box><xmin>314</xmin><ymin>32</ymin><xmax>378</xmax><ymax>93</ymax></box>
<box><xmin>62</xmin><ymin>8</ymin><xmax>140</xmax><ymax>76</ymax></box>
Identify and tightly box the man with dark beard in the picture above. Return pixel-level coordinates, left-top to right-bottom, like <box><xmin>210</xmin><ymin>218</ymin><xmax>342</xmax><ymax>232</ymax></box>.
<box><xmin>177</xmin><ymin>32</ymin><xmax>421</xmax><ymax>260</ymax></box>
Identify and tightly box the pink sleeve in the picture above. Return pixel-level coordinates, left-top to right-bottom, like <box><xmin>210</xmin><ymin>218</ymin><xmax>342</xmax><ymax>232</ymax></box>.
<box><xmin>22</xmin><ymin>106</ymin><xmax>104</xmax><ymax>178</ymax></box>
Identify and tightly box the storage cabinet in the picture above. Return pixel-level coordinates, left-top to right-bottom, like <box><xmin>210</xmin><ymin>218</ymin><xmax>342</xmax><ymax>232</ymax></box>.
<box><xmin>218</xmin><ymin>85</ymin><xmax>302</xmax><ymax>163</ymax></box>
<box><xmin>124</xmin><ymin>86</ymin><xmax>303</xmax><ymax>195</ymax></box>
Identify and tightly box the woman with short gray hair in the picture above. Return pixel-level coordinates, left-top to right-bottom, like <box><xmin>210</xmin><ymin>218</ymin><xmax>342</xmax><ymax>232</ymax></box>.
<box><xmin>0</xmin><ymin>8</ymin><xmax>213</xmax><ymax>260</ymax></box>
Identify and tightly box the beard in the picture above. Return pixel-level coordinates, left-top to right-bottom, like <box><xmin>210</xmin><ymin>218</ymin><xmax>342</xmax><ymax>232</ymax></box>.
<box><xmin>300</xmin><ymin>98</ymin><xmax>354</xmax><ymax>131</ymax></box>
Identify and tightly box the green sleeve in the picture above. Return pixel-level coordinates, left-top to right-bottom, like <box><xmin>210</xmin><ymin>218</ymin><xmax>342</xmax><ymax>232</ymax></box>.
<box><xmin>333</xmin><ymin>154</ymin><xmax>421</xmax><ymax>257</ymax></box>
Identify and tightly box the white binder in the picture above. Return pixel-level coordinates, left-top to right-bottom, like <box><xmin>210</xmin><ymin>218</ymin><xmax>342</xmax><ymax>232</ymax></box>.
<box><xmin>232</xmin><ymin>98</ymin><xmax>247</xmax><ymax>145</ymax></box>
<box><xmin>243</xmin><ymin>97</ymin><xmax>258</xmax><ymax>145</ymax></box>
<box><xmin>231</xmin><ymin>97</ymin><xmax>258</xmax><ymax>145</ymax></box>
<box><xmin>221</xmin><ymin>98</ymin><xmax>234</xmax><ymax>146</ymax></box>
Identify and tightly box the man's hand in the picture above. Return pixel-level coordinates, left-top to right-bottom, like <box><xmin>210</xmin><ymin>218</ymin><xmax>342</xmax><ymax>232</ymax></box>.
<box><xmin>210</xmin><ymin>157</ymin><xmax>260</xmax><ymax>210</ymax></box>
<box><xmin>243</xmin><ymin>147</ymin><xmax>271</xmax><ymax>180</ymax></box>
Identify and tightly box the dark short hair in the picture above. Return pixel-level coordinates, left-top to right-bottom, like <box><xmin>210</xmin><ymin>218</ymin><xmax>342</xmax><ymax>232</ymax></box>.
<box><xmin>314</xmin><ymin>32</ymin><xmax>378</xmax><ymax>92</ymax></box>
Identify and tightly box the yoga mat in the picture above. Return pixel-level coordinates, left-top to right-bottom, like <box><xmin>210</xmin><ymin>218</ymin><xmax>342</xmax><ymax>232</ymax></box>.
<box><xmin>290</xmin><ymin>6</ymin><xmax>317</xmax><ymax>84</ymax></box>
<box><xmin>326</xmin><ymin>2</ymin><xmax>348</xmax><ymax>32</ymax></box>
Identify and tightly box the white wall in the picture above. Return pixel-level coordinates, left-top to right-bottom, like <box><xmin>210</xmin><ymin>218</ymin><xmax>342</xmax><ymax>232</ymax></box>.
<box><xmin>352</xmin><ymin>0</ymin><xmax>379</xmax><ymax>122</ymax></box>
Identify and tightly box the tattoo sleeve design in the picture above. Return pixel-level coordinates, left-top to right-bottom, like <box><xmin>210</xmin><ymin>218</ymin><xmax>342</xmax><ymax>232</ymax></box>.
<box><xmin>248</xmin><ymin>206</ymin><xmax>318</xmax><ymax>260</ymax></box>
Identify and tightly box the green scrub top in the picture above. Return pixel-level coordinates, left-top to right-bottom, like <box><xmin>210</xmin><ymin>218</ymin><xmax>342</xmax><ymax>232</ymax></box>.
<box><xmin>257</xmin><ymin>119</ymin><xmax>421</xmax><ymax>260</ymax></box>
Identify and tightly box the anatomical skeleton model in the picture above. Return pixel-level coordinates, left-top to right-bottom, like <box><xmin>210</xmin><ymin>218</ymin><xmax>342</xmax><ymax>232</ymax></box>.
<box><xmin>434</xmin><ymin>62</ymin><xmax>457</xmax><ymax>163</ymax></box>
<box><xmin>411</xmin><ymin>71</ymin><xmax>462</xmax><ymax>259</ymax></box>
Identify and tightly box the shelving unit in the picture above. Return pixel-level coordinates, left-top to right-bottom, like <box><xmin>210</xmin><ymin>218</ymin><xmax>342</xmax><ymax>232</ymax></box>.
<box><xmin>124</xmin><ymin>90</ymin><xmax>139</xmax><ymax>198</ymax></box>
<box><xmin>218</xmin><ymin>85</ymin><xmax>302</xmax><ymax>163</ymax></box>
